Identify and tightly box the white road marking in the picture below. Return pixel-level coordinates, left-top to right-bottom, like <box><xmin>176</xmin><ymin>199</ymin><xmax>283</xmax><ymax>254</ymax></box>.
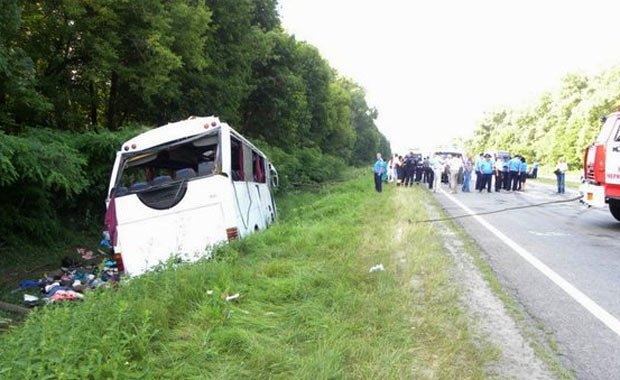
<box><xmin>440</xmin><ymin>188</ymin><xmax>620</xmax><ymax>338</ymax></box>
<box><xmin>527</xmin><ymin>231</ymin><xmax>570</xmax><ymax>237</ymax></box>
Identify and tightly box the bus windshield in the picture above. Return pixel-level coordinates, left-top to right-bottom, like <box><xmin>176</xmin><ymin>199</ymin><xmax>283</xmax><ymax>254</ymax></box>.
<box><xmin>113</xmin><ymin>130</ymin><xmax>221</xmax><ymax>196</ymax></box>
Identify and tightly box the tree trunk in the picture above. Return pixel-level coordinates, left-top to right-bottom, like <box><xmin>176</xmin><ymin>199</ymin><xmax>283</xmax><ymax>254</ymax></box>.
<box><xmin>90</xmin><ymin>80</ymin><xmax>98</xmax><ymax>127</ymax></box>
<box><xmin>106</xmin><ymin>71</ymin><xmax>118</xmax><ymax>130</ymax></box>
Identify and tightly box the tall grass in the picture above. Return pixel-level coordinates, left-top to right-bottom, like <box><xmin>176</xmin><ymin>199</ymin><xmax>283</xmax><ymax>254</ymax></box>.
<box><xmin>0</xmin><ymin>170</ymin><xmax>496</xmax><ymax>379</ymax></box>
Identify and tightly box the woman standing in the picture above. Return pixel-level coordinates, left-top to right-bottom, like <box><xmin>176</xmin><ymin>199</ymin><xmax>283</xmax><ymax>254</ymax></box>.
<box><xmin>555</xmin><ymin>157</ymin><xmax>568</xmax><ymax>194</ymax></box>
<box><xmin>462</xmin><ymin>156</ymin><xmax>473</xmax><ymax>192</ymax></box>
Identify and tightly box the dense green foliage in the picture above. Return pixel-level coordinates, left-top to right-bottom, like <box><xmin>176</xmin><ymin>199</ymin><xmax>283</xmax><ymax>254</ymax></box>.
<box><xmin>465</xmin><ymin>65</ymin><xmax>620</xmax><ymax>168</ymax></box>
<box><xmin>0</xmin><ymin>171</ymin><xmax>495</xmax><ymax>378</ymax></box>
<box><xmin>0</xmin><ymin>0</ymin><xmax>390</xmax><ymax>247</ymax></box>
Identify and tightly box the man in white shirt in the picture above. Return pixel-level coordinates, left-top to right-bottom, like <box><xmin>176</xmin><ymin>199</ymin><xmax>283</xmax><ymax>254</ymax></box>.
<box><xmin>448</xmin><ymin>155</ymin><xmax>463</xmax><ymax>194</ymax></box>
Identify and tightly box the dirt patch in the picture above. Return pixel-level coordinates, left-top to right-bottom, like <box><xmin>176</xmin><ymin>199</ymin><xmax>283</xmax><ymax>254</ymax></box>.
<box><xmin>426</xmin><ymin>203</ymin><xmax>555</xmax><ymax>379</ymax></box>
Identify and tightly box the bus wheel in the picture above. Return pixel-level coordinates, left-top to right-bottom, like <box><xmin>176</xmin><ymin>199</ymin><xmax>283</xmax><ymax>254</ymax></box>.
<box><xmin>609</xmin><ymin>200</ymin><xmax>620</xmax><ymax>222</ymax></box>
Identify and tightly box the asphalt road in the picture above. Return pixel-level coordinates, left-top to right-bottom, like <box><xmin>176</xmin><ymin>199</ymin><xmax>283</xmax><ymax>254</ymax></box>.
<box><xmin>432</xmin><ymin>179</ymin><xmax>620</xmax><ymax>380</ymax></box>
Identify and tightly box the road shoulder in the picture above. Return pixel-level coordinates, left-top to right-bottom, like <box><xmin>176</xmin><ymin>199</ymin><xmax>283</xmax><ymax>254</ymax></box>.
<box><xmin>425</xmin><ymin>191</ymin><xmax>567</xmax><ymax>379</ymax></box>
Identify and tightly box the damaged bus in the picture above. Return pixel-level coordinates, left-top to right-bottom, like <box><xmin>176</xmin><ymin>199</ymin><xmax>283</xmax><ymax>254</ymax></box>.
<box><xmin>104</xmin><ymin>116</ymin><xmax>278</xmax><ymax>276</ymax></box>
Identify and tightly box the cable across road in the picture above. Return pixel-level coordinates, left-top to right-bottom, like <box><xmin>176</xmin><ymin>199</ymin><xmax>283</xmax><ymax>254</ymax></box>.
<box><xmin>410</xmin><ymin>194</ymin><xmax>584</xmax><ymax>224</ymax></box>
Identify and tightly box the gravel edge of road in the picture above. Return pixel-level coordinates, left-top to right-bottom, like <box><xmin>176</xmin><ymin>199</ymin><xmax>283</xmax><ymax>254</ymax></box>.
<box><xmin>426</xmin><ymin>197</ymin><xmax>573</xmax><ymax>380</ymax></box>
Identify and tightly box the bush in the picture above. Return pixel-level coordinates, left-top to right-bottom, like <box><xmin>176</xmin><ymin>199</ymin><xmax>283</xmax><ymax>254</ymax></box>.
<box><xmin>254</xmin><ymin>140</ymin><xmax>346</xmax><ymax>190</ymax></box>
<box><xmin>0</xmin><ymin>126</ymin><xmax>142</xmax><ymax>247</ymax></box>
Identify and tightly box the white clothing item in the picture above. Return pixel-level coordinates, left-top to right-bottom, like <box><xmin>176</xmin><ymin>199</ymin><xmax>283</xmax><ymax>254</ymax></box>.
<box><xmin>556</xmin><ymin>162</ymin><xmax>568</xmax><ymax>173</ymax></box>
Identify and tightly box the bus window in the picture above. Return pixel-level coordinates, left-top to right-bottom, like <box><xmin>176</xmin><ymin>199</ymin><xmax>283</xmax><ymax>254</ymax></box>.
<box><xmin>243</xmin><ymin>144</ymin><xmax>253</xmax><ymax>182</ymax></box>
<box><xmin>253</xmin><ymin>151</ymin><xmax>266</xmax><ymax>183</ymax></box>
<box><xmin>116</xmin><ymin>130</ymin><xmax>221</xmax><ymax>194</ymax></box>
<box><xmin>231</xmin><ymin>137</ymin><xmax>244</xmax><ymax>181</ymax></box>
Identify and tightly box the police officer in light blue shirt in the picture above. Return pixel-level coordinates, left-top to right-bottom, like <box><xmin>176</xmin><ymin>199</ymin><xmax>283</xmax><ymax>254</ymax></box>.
<box><xmin>373</xmin><ymin>153</ymin><xmax>385</xmax><ymax>192</ymax></box>
<box><xmin>474</xmin><ymin>153</ymin><xmax>484</xmax><ymax>190</ymax></box>
<box><xmin>479</xmin><ymin>154</ymin><xmax>494</xmax><ymax>192</ymax></box>
<box><xmin>508</xmin><ymin>155</ymin><xmax>521</xmax><ymax>191</ymax></box>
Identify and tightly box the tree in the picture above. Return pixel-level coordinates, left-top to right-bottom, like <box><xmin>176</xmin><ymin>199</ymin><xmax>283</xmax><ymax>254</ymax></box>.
<box><xmin>0</xmin><ymin>0</ymin><xmax>50</xmax><ymax>132</ymax></box>
<box><xmin>242</xmin><ymin>31</ymin><xmax>311</xmax><ymax>148</ymax></box>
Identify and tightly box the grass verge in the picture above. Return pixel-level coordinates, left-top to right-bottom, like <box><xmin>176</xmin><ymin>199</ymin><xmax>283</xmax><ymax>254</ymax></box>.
<box><xmin>0</xmin><ymin>170</ymin><xmax>496</xmax><ymax>379</ymax></box>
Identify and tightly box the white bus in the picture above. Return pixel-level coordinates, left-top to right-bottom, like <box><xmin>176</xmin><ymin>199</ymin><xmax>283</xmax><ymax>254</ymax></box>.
<box><xmin>104</xmin><ymin>116</ymin><xmax>279</xmax><ymax>276</ymax></box>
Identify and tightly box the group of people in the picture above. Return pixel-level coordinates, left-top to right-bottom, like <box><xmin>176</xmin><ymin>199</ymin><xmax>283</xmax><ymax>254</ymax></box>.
<box><xmin>471</xmin><ymin>153</ymin><xmax>532</xmax><ymax>193</ymax></box>
<box><xmin>372</xmin><ymin>152</ymin><xmax>463</xmax><ymax>193</ymax></box>
<box><xmin>373</xmin><ymin>152</ymin><xmax>568</xmax><ymax>194</ymax></box>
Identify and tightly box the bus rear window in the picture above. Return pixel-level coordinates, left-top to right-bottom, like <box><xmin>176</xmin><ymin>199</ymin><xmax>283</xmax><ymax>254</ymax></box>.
<box><xmin>113</xmin><ymin>131</ymin><xmax>221</xmax><ymax>196</ymax></box>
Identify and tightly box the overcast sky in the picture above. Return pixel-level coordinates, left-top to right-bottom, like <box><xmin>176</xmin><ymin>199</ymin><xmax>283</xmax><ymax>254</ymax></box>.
<box><xmin>278</xmin><ymin>0</ymin><xmax>620</xmax><ymax>154</ymax></box>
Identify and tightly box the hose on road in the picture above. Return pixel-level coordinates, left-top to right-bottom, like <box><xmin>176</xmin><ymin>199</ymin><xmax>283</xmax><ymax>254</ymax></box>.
<box><xmin>411</xmin><ymin>194</ymin><xmax>584</xmax><ymax>224</ymax></box>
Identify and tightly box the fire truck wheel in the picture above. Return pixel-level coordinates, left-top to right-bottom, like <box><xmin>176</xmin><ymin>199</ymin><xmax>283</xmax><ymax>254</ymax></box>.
<box><xmin>609</xmin><ymin>200</ymin><xmax>620</xmax><ymax>222</ymax></box>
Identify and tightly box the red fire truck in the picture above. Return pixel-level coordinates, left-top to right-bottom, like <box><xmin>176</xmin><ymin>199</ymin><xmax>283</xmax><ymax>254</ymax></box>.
<box><xmin>580</xmin><ymin>110</ymin><xmax>620</xmax><ymax>221</ymax></box>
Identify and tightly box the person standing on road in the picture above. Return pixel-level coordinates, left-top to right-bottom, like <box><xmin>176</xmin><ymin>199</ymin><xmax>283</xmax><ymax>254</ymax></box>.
<box><xmin>462</xmin><ymin>156</ymin><xmax>473</xmax><ymax>192</ymax></box>
<box><xmin>387</xmin><ymin>155</ymin><xmax>395</xmax><ymax>183</ymax></box>
<box><xmin>474</xmin><ymin>153</ymin><xmax>483</xmax><ymax>191</ymax></box>
<box><xmin>502</xmin><ymin>156</ymin><xmax>511</xmax><ymax>190</ymax></box>
<box><xmin>479</xmin><ymin>154</ymin><xmax>494</xmax><ymax>192</ymax></box>
<box><xmin>555</xmin><ymin>157</ymin><xmax>568</xmax><ymax>194</ymax></box>
<box><xmin>395</xmin><ymin>155</ymin><xmax>403</xmax><ymax>186</ymax></box>
<box><xmin>404</xmin><ymin>153</ymin><xmax>416</xmax><ymax>187</ymax></box>
<box><xmin>509</xmin><ymin>155</ymin><xmax>521</xmax><ymax>191</ymax></box>
<box><xmin>448</xmin><ymin>154</ymin><xmax>463</xmax><ymax>194</ymax></box>
<box><xmin>518</xmin><ymin>157</ymin><xmax>528</xmax><ymax>191</ymax></box>
<box><xmin>422</xmin><ymin>156</ymin><xmax>431</xmax><ymax>183</ymax></box>
<box><xmin>430</xmin><ymin>154</ymin><xmax>443</xmax><ymax>193</ymax></box>
<box><xmin>373</xmin><ymin>153</ymin><xmax>385</xmax><ymax>192</ymax></box>
<box><xmin>494</xmin><ymin>156</ymin><xmax>503</xmax><ymax>192</ymax></box>
<box><xmin>531</xmin><ymin>160</ymin><xmax>539</xmax><ymax>179</ymax></box>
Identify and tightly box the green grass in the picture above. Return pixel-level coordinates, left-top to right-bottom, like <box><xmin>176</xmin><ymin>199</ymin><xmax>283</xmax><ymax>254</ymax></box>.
<box><xmin>531</xmin><ymin>167</ymin><xmax>581</xmax><ymax>189</ymax></box>
<box><xmin>0</xmin><ymin>169</ymin><xmax>498</xmax><ymax>379</ymax></box>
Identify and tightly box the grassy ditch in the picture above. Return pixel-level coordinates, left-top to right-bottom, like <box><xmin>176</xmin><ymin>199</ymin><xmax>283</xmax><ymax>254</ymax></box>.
<box><xmin>0</xmin><ymin>223</ymin><xmax>103</xmax><ymax>323</ymax></box>
<box><xmin>0</xmin><ymin>170</ymin><xmax>495</xmax><ymax>379</ymax></box>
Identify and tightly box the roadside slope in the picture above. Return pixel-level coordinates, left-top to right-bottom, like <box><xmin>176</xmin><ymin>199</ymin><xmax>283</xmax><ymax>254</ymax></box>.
<box><xmin>0</xmin><ymin>172</ymin><xmax>545</xmax><ymax>378</ymax></box>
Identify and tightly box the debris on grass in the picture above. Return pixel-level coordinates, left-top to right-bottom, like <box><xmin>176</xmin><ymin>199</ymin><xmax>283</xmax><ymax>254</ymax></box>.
<box><xmin>369</xmin><ymin>264</ymin><xmax>385</xmax><ymax>272</ymax></box>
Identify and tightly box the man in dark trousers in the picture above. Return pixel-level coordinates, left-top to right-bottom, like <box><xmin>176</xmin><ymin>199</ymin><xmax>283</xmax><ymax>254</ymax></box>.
<box><xmin>373</xmin><ymin>153</ymin><xmax>385</xmax><ymax>192</ymax></box>
<box><xmin>509</xmin><ymin>155</ymin><xmax>521</xmax><ymax>191</ymax></box>
<box><xmin>474</xmin><ymin>153</ymin><xmax>484</xmax><ymax>190</ymax></box>
<box><xmin>403</xmin><ymin>153</ymin><xmax>416</xmax><ymax>187</ymax></box>
<box><xmin>479</xmin><ymin>154</ymin><xmax>494</xmax><ymax>192</ymax></box>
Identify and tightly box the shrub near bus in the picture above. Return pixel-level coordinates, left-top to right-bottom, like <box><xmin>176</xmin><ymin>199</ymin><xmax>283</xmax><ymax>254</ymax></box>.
<box><xmin>104</xmin><ymin>116</ymin><xmax>279</xmax><ymax>276</ymax></box>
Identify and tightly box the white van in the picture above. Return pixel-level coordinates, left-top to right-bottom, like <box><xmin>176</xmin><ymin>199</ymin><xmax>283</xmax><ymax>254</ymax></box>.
<box><xmin>104</xmin><ymin>116</ymin><xmax>278</xmax><ymax>276</ymax></box>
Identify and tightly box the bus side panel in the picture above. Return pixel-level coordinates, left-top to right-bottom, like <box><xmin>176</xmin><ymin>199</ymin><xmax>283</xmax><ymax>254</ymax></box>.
<box><xmin>232</xmin><ymin>181</ymin><xmax>252</xmax><ymax>236</ymax></box>
<box><xmin>232</xmin><ymin>181</ymin><xmax>275</xmax><ymax>236</ymax></box>
<box><xmin>255</xmin><ymin>183</ymin><xmax>274</xmax><ymax>226</ymax></box>
<box><xmin>114</xmin><ymin>177</ymin><xmax>233</xmax><ymax>276</ymax></box>
<box><xmin>117</xmin><ymin>202</ymin><xmax>227</xmax><ymax>276</ymax></box>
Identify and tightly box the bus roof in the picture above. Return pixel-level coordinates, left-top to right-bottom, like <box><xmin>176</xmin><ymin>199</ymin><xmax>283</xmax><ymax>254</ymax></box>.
<box><xmin>121</xmin><ymin>116</ymin><xmax>223</xmax><ymax>153</ymax></box>
<box><xmin>119</xmin><ymin>116</ymin><xmax>270</xmax><ymax>160</ymax></box>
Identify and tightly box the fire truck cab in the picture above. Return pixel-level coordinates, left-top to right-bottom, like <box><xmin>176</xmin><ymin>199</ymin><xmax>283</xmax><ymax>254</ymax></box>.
<box><xmin>580</xmin><ymin>111</ymin><xmax>620</xmax><ymax>221</ymax></box>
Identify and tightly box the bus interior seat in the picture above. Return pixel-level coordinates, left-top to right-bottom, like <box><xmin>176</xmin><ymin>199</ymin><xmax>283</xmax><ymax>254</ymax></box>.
<box><xmin>198</xmin><ymin>161</ymin><xmax>215</xmax><ymax>176</ymax></box>
<box><xmin>176</xmin><ymin>168</ymin><xmax>196</xmax><ymax>179</ymax></box>
<box><xmin>152</xmin><ymin>175</ymin><xmax>172</xmax><ymax>185</ymax></box>
<box><xmin>114</xmin><ymin>186</ymin><xmax>129</xmax><ymax>196</ymax></box>
<box><xmin>130</xmin><ymin>182</ymin><xmax>148</xmax><ymax>191</ymax></box>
